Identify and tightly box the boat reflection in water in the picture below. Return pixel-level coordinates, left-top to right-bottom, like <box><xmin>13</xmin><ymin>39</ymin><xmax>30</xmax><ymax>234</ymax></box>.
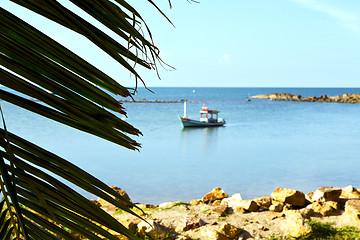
<box><xmin>181</xmin><ymin>127</ymin><xmax>220</xmax><ymax>154</ymax></box>
<box><xmin>179</xmin><ymin>102</ymin><xmax>226</xmax><ymax>127</ymax></box>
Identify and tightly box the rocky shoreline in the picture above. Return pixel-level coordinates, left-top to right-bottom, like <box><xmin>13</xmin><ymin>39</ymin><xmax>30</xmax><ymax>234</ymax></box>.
<box><xmin>94</xmin><ymin>185</ymin><xmax>360</xmax><ymax>240</ymax></box>
<box><xmin>250</xmin><ymin>93</ymin><xmax>360</xmax><ymax>104</ymax></box>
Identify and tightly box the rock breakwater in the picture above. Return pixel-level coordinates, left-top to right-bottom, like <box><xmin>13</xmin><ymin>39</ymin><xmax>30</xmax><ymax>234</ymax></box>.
<box><xmin>251</xmin><ymin>93</ymin><xmax>360</xmax><ymax>104</ymax></box>
<box><xmin>95</xmin><ymin>185</ymin><xmax>360</xmax><ymax>239</ymax></box>
<box><xmin>119</xmin><ymin>99</ymin><xmax>187</xmax><ymax>103</ymax></box>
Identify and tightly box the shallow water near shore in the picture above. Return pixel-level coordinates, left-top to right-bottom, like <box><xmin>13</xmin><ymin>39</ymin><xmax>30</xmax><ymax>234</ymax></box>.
<box><xmin>3</xmin><ymin>87</ymin><xmax>360</xmax><ymax>204</ymax></box>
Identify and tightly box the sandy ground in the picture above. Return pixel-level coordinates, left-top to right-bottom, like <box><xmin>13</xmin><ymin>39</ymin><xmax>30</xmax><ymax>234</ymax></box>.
<box><xmin>106</xmin><ymin>202</ymin><xmax>360</xmax><ymax>239</ymax></box>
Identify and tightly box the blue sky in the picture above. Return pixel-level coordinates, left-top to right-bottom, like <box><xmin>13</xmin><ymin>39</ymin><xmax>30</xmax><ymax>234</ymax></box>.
<box><xmin>3</xmin><ymin>0</ymin><xmax>360</xmax><ymax>87</ymax></box>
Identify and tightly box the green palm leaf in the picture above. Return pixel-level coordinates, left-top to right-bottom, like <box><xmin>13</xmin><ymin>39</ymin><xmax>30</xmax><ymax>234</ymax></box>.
<box><xmin>1</xmin><ymin>0</ymin><xmax>173</xmax><ymax>239</ymax></box>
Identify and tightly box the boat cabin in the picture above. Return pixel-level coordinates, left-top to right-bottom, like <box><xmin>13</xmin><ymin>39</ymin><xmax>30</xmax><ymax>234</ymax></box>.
<box><xmin>200</xmin><ymin>105</ymin><xmax>220</xmax><ymax>123</ymax></box>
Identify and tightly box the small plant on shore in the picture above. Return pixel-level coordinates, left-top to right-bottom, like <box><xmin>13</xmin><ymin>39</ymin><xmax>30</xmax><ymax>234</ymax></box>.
<box><xmin>270</xmin><ymin>220</ymin><xmax>360</xmax><ymax>240</ymax></box>
<box><xmin>220</xmin><ymin>211</ymin><xmax>228</xmax><ymax>217</ymax></box>
<box><xmin>189</xmin><ymin>212</ymin><xmax>198</xmax><ymax>217</ymax></box>
<box><xmin>303</xmin><ymin>221</ymin><xmax>360</xmax><ymax>240</ymax></box>
<box><xmin>158</xmin><ymin>201</ymin><xmax>190</xmax><ymax>210</ymax></box>
<box><xmin>200</xmin><ymin>208</ymin><xmax>209</xmax><ymax>214</ymax></box>
<box><xmin>172</xmin><ymin>202</ymin><xmax>190</xmax><ymax>208</ymax></box>
<box><xmin>115</xmin><ymin>207</ymin><xmax>141</xmax><ymax>216</ymax></box>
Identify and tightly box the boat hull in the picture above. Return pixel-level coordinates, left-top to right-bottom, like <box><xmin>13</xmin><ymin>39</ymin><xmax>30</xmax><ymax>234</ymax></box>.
<box><xmin>180</xmin><ymin>117</ymin><xmax>225</xmax><ymax>127</ymax></box>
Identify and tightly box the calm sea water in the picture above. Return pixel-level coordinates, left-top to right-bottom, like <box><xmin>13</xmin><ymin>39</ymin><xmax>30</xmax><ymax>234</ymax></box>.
<box><xmin>3</xmin><ymin>87</ymin><xmax>360</xmax><ymax>204</ymax></box>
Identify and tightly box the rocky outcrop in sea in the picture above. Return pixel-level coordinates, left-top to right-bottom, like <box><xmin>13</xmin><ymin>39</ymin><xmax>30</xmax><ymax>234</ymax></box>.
<box><xmin>251</xmin><ymin>93</ymin><xmax>360</xmax><ymax>104</ymax></box>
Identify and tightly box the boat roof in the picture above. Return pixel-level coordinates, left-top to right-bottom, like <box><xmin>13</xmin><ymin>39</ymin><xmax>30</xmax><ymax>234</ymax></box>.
<box><xmin>200</xmin><ymin>104</ymin><xmax>220</xmax><ymax>114</ymax></box>
<box><xmin>200</xmin><ymin>109</ymin><xmax>220</xmax><ymax>113</ymax></box>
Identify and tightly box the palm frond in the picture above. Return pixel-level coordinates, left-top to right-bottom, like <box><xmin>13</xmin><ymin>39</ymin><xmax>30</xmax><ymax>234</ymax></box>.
<box><xmin>0</xmin><ymin>127</ymin><xmax>143</xmax><ymax>239</ymax></box>
<box><xmin>1</xmin><ymin>0</ymin><xmax>174</xmax><ymax>239</ymax></box>
<box><xmin>1</xmin><ymin>7</ymin><xmax>143</xmax><ymax>150</ymax></box>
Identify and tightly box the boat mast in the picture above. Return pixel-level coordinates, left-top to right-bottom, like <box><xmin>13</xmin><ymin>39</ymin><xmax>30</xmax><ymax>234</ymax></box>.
<box><xmin>183</xmin><ymin>100</ymin><xmax>187</xmax><ymax>118</ymax></box>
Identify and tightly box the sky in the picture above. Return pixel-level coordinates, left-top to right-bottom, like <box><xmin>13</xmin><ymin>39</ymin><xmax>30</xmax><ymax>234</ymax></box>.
<box><xmin>2</xmin><ymin>0</ymin><xmax>360</xmax><ymax>87</ymax></box>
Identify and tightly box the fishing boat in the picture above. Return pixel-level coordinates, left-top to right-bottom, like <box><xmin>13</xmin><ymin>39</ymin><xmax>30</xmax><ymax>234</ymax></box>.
<box><xmin>179</xmin><ymin>102</ymin><xmax>226</xmax><ymax>127</ymax></box>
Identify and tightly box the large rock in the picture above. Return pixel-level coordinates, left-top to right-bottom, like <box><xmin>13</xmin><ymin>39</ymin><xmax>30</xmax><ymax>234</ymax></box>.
<box><xmin>298</xmin><ymin>208</ymin><xmax>315</xmax><ymax>218</ymax></box>
<box><xmin>292</xmin><ymin>95</ymin><xmax>302</xmax><ymax>100</ymax></box>
<box><xmin>137</xmin><ymin>220</ymin><xmax>169</xmax><ymax>239</ymax></box>
<box><xmin>234</xmin><ymin>200</ymin><xmax>259</xmax><ymax>213</ymax></box>
<box><xmin>202</xmin><ymin>188</ymin><xmax>229</xmax><ymax>204</ymax></box>
<box><xmin>311</xmin><ymin>202</ymin><xmax>335</xmax><ymax>216</ymax></box>
<box><xmin>345</xmin><ymin>199</ymin><xmax>360</xmax><ymax>221</ymax></box>
<box><xmin>271</xmin><ymin>188</ymin><xmax>307</xmax><ymax>207</ymax></box>
<box><xmin>269</xmin><ymin>202</ymin><xmax>284</xmax><ymax>212</ymax></box>
<box><xmin>341</xmin><ymin>185</ymin><xmax>360</xmax><ymax>199</ymax></box>
<box><xmin>113</xmin><ymin>218</ymin><xmax>139</xmax><ymax>236</ymax></box>
<box><xmin>212</xmin><ymin>200</ymin><xmax>222</xmax><ymax>206</ymax></box>
<box><xmin>221</xmin><ymin>194</ymin><xmax>258</xmax><ymax>212</ymax></box>
<box><xmin>218</xmin><ymin>223</ymin><xmax>242</xmax><ymax>239</ymax></box>
<box><xmin>305</xmin><ymin>191</ymin><xmax>314</xmax><ymax>203</ymax></box>
<box><xmin>285</xmin><ymin>210</ymin><xmax>312</xmax><ymax>237</ymax></box>
<box><xmin>212</xmin><ymin>205</ymin><xmax>230</xmax><ymax>216</ymax></box>
<box><xmin>200</xmin><ymin>228</ymin><xmax>230</xmax><ymax>240</ymax></box>
<box><xmin>97</xmin><ymin>186</ymin><xmax>132</xmax><ymax>211</ymax></box>
<box><xmin>220</xmin><ymin>193</ymin><xmax>242</xmax><ymax>208</ymax></box>
<box><xmin>190</xmin><ymin>199</ymin><xmax>202</xmax><ymax>205</ymax></box>
<box><xmin>312</xmin><ymin>187</ymin><xmax>342</xmax><ymax>202</ymax></box>
<box><xmin>269</xmin><ymin>93</ymin><xmax>294</xmax><ymax>100</ymax></box>
<box><xmin>253</xmin><ymin>196</ymin><xmax>272</xmax><ymax>209</ymax></box>
<box><xmin>176</xmin><ymin>217</ymin><xmax>204</xmax><ymax>232</ymax></box>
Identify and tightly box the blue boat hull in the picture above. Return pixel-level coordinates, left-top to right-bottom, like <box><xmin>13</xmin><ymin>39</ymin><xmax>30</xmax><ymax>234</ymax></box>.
<box><xmin>180</xmin><ymin>117</ymin><xmax>225</xmax><ymax>127</ymax></box>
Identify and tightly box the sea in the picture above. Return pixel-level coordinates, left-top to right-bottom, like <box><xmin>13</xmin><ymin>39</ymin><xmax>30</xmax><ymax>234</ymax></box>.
<box><xmin>2</xmin><ymin>87</ymin><xmax>360</xmax><ymax>204</ymax></box>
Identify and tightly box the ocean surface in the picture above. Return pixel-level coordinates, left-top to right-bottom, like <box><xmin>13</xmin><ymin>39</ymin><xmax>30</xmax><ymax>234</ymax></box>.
<box><xmin>3</xmin><ymin>87</ymin><xmax>360</xmax><ymax>204</ymax></box>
